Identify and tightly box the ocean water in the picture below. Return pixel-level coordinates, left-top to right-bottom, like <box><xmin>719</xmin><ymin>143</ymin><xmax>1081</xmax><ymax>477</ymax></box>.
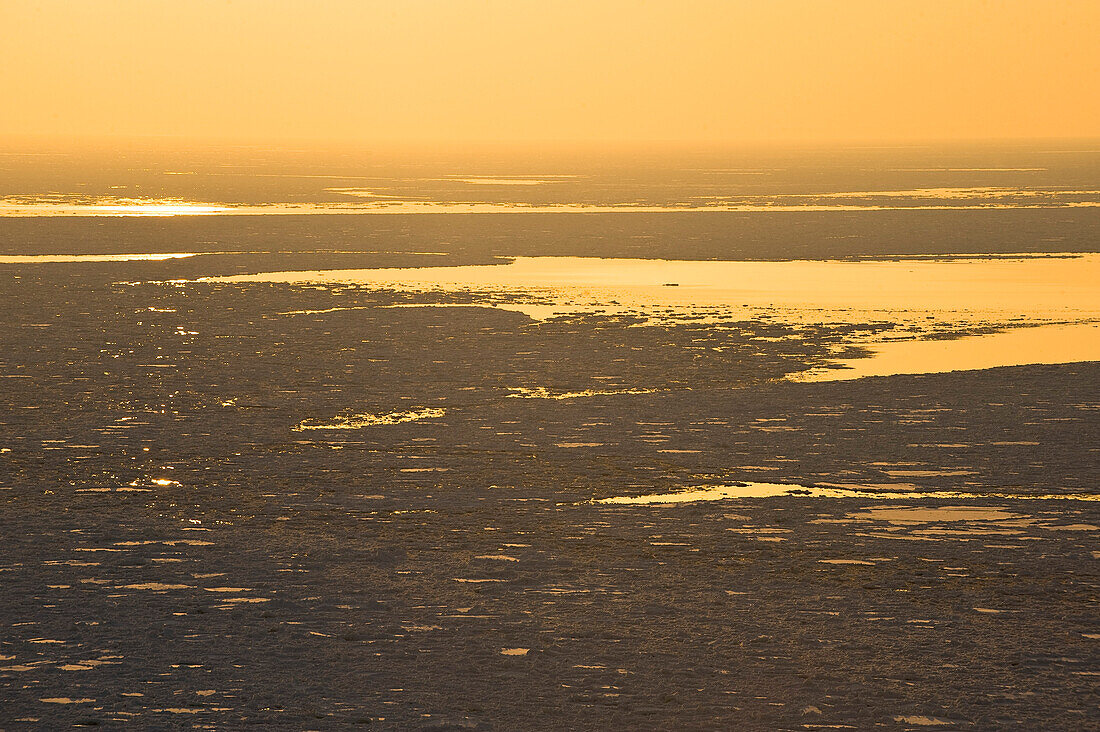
<box><xmin>2</xmin><ymin>142</ymin><xmax>1099</xmax><ymax>728</ymax></box>
<box><xmin>1</xmin><ymin>140</ymin><xmax>1098</xmax><ymax>215</ymax></box>
<box><xmin>205</xmin><ymin>253</ymin><xmax>1100</xmax><ymax>379</ymax></box>
<box><xmin>1</xmin><ymin>142</ymin><xmax>1098</xmax><ymax>381</ymax></box>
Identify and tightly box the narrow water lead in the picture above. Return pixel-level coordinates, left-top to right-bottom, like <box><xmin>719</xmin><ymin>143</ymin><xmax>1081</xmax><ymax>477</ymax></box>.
<box><xmin>592</xmin><ymin>482</ymin><xmax>1100</xmax><ymax>504</ymax></box>
<box><xmin>792</xmin><ymin>322</ymin><xmax>1100</xmax><ymax>381</ymax></box>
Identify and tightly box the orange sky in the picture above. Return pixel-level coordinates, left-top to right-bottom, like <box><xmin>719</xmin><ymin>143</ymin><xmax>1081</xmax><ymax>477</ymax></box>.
<box><xmin>2</xmin><ymin>0</ymin><xmax>1098</xmax><ymax>145</ymax></box>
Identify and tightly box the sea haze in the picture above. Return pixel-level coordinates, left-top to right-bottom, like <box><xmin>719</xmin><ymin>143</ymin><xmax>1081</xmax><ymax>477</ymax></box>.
<box><xmin>1</xmin><ymin>140</ymin><xmax>1099</xmax><ymax>214</ymax></box>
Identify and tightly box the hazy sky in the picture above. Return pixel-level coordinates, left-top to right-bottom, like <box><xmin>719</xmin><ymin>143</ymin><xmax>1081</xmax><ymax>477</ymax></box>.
<box><xmin>2</xmin><ymin>0</ymin><xmax>1098</xmax><ymax>145</ymax></box>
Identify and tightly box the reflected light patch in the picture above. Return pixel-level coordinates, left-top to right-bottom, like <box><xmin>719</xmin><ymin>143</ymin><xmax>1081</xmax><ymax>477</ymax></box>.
<box><xmin>594</xmin><ymin>482</ymin><xmax>1100</xmax><ymax>505</ymax></box>
<box><xmin>85</xmin><ymin>202</ymin><xmax>227</xmax><ymax>216</ymax></box>
<box><xmin>0</xmin><ymin>196</ymin><xmax>228</xmax><ymax>217</ymax></box>
<box><xmin>793</xmin><ymin>322</ymin><xmax>1100</xmax><ymax>381</ymax></box>
<box><xmin>452</xmin><ymin>178</ymin><xmax>555</xmax><ymax>185</ymax></box>
<box><xmin>293</xmin><ymin>408</ymin><xmax>445</xmax><ymax>430</ymax></box>
<box><xmin>201</xmin><ymin>254</ymin><xmax>1100</xmax><ymax>379</ymax></box>
<box><xmin>0</xmin><ymin>253</ymin><xmax>200</xmax><ymax>263</ymax></box>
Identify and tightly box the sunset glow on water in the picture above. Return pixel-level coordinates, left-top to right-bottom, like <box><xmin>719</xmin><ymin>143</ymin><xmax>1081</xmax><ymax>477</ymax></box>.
<box><xmin>2</xmin><ymin>1</ymin><xmax>1098</xmax><ymax>728</ymax></box>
